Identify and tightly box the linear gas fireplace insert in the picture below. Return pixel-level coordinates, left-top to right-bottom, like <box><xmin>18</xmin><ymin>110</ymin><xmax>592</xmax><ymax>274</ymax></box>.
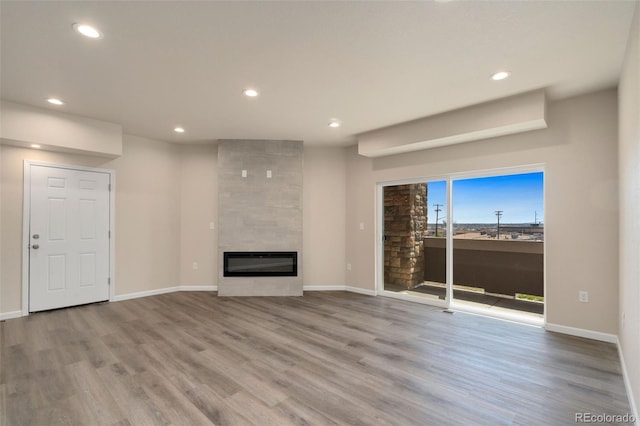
<box><xmin>223</xmin><ymin>251</ymin><xmax>298</xmax><ymax>277</ymax></box>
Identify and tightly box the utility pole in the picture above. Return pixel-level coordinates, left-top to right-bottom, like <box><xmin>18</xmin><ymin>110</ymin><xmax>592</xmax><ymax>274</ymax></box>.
<box><xmin>434</xmin><ymin>204</ymin><xmax>443</xmax><ymax>237</ymax></box>
<box><xmin>495</xmin><ymin>210</ymin><xmax>503</xmax><ymax>240</ymax></box>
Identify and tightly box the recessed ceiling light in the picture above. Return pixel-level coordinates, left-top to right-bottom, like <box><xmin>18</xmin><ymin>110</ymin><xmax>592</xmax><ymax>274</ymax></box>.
<box><xmin>174</xmin><ymin>127</ymin><xmax>185</xmax><ymax>133</ymax></box>
<box><xmin>491</xmin><ymin>71</ymin><xmax>511</xmax><ymax>81</ymax></box>
<box><xmin>243</xmin><ymin>88</ymin><xmax>259</xmax><ymax>97</ymax></box>
<box><xmin>328</xmin><ymin>119</ymin><xmax>341</xmax><ymax>128</ymax></box>
<box><xmin>30</xmin><ymin>144</ymin><xmax>41</xmax><ymax>149</ymax></box>
<box><xmin>73</xmin><ymin>23</ymin><xmax>102</xmax><ymax>39</ymax></box>
<box><xmin>47</xmin><ymin>98</ymin><xmax>64</xmax><ymax>105</ymax></box>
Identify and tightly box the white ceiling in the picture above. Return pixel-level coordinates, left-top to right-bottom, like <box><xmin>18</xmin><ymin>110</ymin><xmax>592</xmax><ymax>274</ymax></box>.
<box><xmin>1</xmin><ymin>1</ymin><xmax>636</xmax><ymax>147</ymax></box>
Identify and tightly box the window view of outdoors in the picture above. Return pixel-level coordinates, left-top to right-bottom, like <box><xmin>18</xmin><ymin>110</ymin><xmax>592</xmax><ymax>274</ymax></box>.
<box><xmin>383</xmin><ymin>172</ymin><xmax>544</xmax><ymax>318</ymax></box>
<box><xmin>449</xmin><ymin>173</ymin><xmax>544</xmax><ymax>242</ymax></box>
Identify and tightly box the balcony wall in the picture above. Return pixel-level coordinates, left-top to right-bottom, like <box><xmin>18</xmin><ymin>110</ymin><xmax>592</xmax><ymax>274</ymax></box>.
<box><xmin>424</xmin><ymin>238</ymin><xmax>543</xmax><ymax>297</ymax></box>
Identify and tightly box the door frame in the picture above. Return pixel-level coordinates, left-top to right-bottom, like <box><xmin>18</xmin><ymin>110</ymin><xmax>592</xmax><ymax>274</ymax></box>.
<box><xmin>375</xmin><ymin>164</ymin><xmax>546</xmax><ymax>325</ymax></box>
<box><xmin>22</xmin><ymin>160</ymin><xmax>116</xmax><ymax>316</ymax></box>
<box><xmin>376</xmin><ymin>175</ymin><xmax>453</xmax><ymax>310</ymax></box>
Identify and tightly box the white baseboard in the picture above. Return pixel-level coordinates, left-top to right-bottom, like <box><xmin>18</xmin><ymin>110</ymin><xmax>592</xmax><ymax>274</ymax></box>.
<box><xmin>0</xmin><ymin>310</ymin><xmax>24</xmax><ymax>321</ymax></box>
<box><xmin>303</xmin><ymin>285</ymin><xmax>346</xmax><ymax>291</ymax></box>
<box><xmin>345</xmin><ymin>286</ymin><xmax>377</xmax><ymax>296</ymax></box>
<box><xmin>178</xmin><ymin>285</ymin><xmax>218</xmax><ymax>292</ymax></box>
<box><xmin>303</xmin><ymin>285</ymin><xmax>376</xmax><ymax>296</ymax></box>
<box><xmin>112</xmin><ymin>285</ymin><xmax>218</xmax><ymax>302</ymax></box>
<box><xmin>617</xmin><ymin>339</ymin><xmax>640</xmax><ymax>426</ymax></box>
<box><xmin>111</xmin><ymin>286</ymin><xmax>179</xmax><ymax>302</ymax></box>
<box><xmin>545</xmin><ymin>323</ymin><xmax>618</xmax><ymax>343</ymax></box>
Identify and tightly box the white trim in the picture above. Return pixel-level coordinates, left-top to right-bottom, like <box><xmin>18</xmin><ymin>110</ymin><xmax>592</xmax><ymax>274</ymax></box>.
<box><xmin>111</xmin><ymin>285</ymin><xmax>217</xmax><ymax>302</ymax></box>
<box><xmin>447</xmin><ymin>164</ymin><xmax>546</xmax><ymax>181</ymax></box>
<box><xmin>22</xmin><ymin>160</ymin><xmax>116</xmax><ymax>316</ymax></box>
<box><xmin>21</xmin><ymin>163</ymin><xmax>31</xmax><ymax>316</ymax></box>
<box><xmin>617</xmin><ymin>339</ymin><xmax>640</xmax><ymax>426</ymax></box>
<box><xmin>545</xmin><ymin>323</ymin><xmax>618</xmax><ymax>343</ymax></box>
<box><xmin>376</xmin><ymin>183</ymin><xmax>384</xmax><ymax>294</ymax></box>
<box><xmin>179</xmin><ymin>285</ymin><xmax>218</xmax><ymax>291</ymax></box>
<box><xmin>109</xmin><ymin>173</ymin><xmax>116</xmax><ymax>302</ymax></box>
<box><xmin>445</xmin><ymin>177</ymin><xmax>453</xmax><ymax>309</ymax></box>
<box><xmin>451</xmin><ymin>301</ymin><xmax>544</xmax><ymax>327</ymax></box>
<box><xmin>0</xmin><ymin>311</ymin><xmax>25</xmax><ymax>321</ymax></box>
<box><xmin>111</xmin><ymin>287</ymin><xmax>180</xmax><ymax>302</ymax></box>
<box><xmin>542</xmin><ymin>166</ymin><xmax>547</xmax><ymax>326</ymax></box>
<box><xmin>303</xmin><ymin>285</ymin><xmax>346</xmax><ymax>291</ymax></box>
<box><xmin>345</xmin><ymin>286</ymin><xmax>377</xmax><ymax>296</ymax></box>
<box><xmin>380</xmin><ymin>289</ymin><xmax>447</xmax><ymax>308</ymax></box>
<box><xmin>303</xmin><ymin>285</ymin><xmax>377</xmax><ymax>296</ymax></box>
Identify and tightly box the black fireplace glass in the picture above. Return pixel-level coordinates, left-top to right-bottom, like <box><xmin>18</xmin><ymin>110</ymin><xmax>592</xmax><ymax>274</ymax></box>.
<box><xmin>223</xmin><ymin>252</ymin><xmax>297</xmax><ymax>277</ymax></box>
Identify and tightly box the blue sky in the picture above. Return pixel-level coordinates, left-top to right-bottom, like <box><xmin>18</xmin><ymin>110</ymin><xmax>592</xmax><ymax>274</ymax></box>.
<box><xmin>426</xmin><ymin>172</ymin><xmax>544</xmax><ymax>224</ymax></box>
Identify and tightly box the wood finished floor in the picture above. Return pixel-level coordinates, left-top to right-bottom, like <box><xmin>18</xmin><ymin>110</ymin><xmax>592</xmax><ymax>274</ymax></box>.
<box><xmin>0</xmin><ymin>291</ymin><xmax>632</xmax><ymax>425</ymax></box>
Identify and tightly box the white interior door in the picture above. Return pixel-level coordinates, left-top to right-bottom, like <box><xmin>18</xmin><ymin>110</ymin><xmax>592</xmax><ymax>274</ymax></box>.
<box><xmin>29</xmin><ymin>164</ymin><xmax>111</xmax><ymax>312</ymax></box>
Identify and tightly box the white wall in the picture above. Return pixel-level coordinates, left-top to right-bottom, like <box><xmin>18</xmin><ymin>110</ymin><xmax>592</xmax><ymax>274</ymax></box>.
<box><xmin>618</xmin><ymin>3</ymin><xmax>640</xmax><ymax>416</ymax></box>
<box><xmin>346</xmin><ymin>89</ymin><xmax>620</xmax><ymax>335</ymax></box>
<box><xmin>1</xmin><ymin>100</ymin><xmax>123</xmax><ymax>157</ymax></box>
<box><xmin>303</xmin><ymin>147</ymin><xmax>347</xmax><ymax>287</ymax></box>
<box><xmin>1</xmin><ymin>145</ymin><xmax>111</xmax><ymax>313</ymax></box>
<box><xmin>179</xmin><ymin>144</ymin><xmax>218</xmax><ymax>286</ymax></box>
<box><xmin>176</xmin><ymin>144</ymin><xmax>348</xmax><ymax>289</ymax></box>
<box><xmin>2</xmin><ymin>85</ymin><xmax>623</xmax><ymax>341</ymax></box>
<box><xmin>1</xmin><ymin>134</ymin><xmax>181</xmax><ymax>313</ymax></box>
<box><xmin>0</xmin><ymin>114</ymin><xmax>349</xmax><ymax>314</ymax></box>
<box><xmin>109</xmin><ymin>135</ymin><xmax>181</xmax><ymax>297</ymax></box>
<box><xmin>358</xmin><ymin>90</ymin><xmax>547</xmax><ymax>157</ymax></box>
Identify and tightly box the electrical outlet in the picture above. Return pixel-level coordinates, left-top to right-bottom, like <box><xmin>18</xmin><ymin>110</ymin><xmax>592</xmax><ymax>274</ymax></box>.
<box><xmin>192</xmin><ymin>262</ymin><xmax>199</xmax><ymax>270</ymax></box>
<box><xmin>346</xmin><ymin>263</ymin><xmax>352</xmax><ymax>271</ymax></box>
<box><xmin>579</xmin><ymin>290</ymin><xmax>589</xmax><ymax>303</ymax></box>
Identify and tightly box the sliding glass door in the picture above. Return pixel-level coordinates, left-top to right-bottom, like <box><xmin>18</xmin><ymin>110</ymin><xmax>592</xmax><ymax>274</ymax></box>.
<box><xmin>379</xmin><ymin>169</ymin><xmax>544</xmax><ymax>322</ymax></box>
<box><xmin>450</xmin><ymin>172</ymin><xmax>544</xmax><ymax>319</ymax></box>
<box><xmin>381</xmin><ymin>180</ymin><xmax>450</xmax><ymax>305</ymax></box>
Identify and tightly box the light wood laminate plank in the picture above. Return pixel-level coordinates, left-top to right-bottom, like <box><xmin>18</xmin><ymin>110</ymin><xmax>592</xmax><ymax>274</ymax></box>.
<box><xmin>0</xmin><ymin>291</ymin><xmax>632</xmax><ymax>425</ymax></box>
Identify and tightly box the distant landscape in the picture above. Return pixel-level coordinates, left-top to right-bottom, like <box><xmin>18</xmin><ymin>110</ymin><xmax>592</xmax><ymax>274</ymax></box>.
<box><xmin>427</xmin><ymin>172</ymin><xmax>544</xmax><ymax>225</ymax></box>
<box><xmin>427</xmin><ymin>222</ymin><xmax>544</xmax><ymax>241</ymax></box>
<box><xmin>425</xmin><ymin>172</ymin><xmax>545</xmax><ymax>241</ymax></box>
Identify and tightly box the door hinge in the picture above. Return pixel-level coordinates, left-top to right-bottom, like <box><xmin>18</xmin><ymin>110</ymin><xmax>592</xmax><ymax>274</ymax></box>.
<box><xmin>108</xmin><ymin>230</ymin><xmax>111</xmax><ymax>238</ymax></box>
<box><xmin>108</xmin><ymin>184</ymin><xmax>112</xmax><ymax>192</ymax></box>
<box><xmin>108</xmin><ymin>277</ymin><xmax>111</xmax><ymax>285</ymax></box>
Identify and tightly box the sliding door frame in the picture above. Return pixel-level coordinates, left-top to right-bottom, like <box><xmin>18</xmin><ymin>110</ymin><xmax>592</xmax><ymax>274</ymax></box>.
<box><xmin>375</xmin><ymin>164</ymin><xmax>546</xmax><ymax>325</ymax></box>
<box><xmin>376</xmin><ymin>175</ymin><xmax>453</xmax><ymax>309</ymax></box>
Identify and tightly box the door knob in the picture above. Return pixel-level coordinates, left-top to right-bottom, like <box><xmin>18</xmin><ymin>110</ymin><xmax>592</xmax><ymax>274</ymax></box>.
<box><xmin>32</xmin><ymin>234</ymin><xmax>39</xmax><ymax>239</ymax></box>
<box><xmin>32</xmin><ymin>244</ymin><xmax>39</xmax><ymax>250</ymax></box>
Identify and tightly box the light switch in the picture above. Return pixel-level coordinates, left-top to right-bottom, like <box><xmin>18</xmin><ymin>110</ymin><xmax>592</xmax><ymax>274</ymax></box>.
<box><xmin>359</xmin><ymin>222</ymin><xmax>365</xmax><ymax>230</ymax></box>
<box><xmin>267</xmin><ymin>170</ymin><xmax>272</xmax><ymax>178</ymax></box>
<box><xmin>242</xmin><ymin>170</ymin><xmax>247</xmax><ymax>178</ymax></box>
<box><xmin>209</xmin><ymin>222</ymin><xmax>215</xmax><ymax>230</ymax></box>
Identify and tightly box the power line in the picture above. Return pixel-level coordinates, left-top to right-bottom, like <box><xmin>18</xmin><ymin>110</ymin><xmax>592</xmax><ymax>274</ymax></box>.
<box><xmin>495</xmin><ymin>210</ymin><xmax>503</xmax><ymax>240</ymax></box>
<box><xmin>434</xmin><ymin>204</ymin><xmax>443</xmax><ymax>237</ymax></box>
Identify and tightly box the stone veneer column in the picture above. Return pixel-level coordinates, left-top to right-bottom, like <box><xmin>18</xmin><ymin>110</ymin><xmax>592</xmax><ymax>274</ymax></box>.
<box><xmin>384</xmin><ymin>184</ymin><xmax>427</xmax><ymax>289</ymax></box>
